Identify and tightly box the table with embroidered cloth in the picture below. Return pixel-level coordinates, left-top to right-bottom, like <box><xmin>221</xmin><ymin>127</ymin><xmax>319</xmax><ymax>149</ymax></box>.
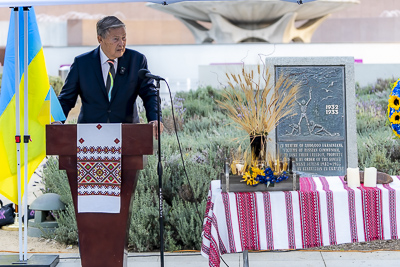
<box><xmin>201</xmin><ymin>176</ymin><xmax>400</xmax><ymax>267</ymax></box>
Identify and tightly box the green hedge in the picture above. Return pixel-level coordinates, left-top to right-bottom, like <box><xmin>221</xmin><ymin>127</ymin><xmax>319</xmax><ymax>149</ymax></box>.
<box><xmin>49</xmin><ymin>76</ymin><xmax>64</xmax><ymax>96</ymax></box>
<box><xmin>356</xmin><ymin>78</ymin><xmax>400</xmax><ymax>174</ymax></box>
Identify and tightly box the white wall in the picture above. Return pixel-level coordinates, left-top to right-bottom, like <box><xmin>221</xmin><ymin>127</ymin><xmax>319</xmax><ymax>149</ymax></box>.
<box><xmin>42</xmin><ymin>43</ymin><xmax>400</xmax><ymax>96</ymax></box>
<box><xmin>354</xmin><ymin>64</ymin><xmax>400</xmax><ymax>87</ymax></box>
<box><xmin>0</xmin><ymin>20</ymin><xmax>67</xmax><ymax>47</ymax></box>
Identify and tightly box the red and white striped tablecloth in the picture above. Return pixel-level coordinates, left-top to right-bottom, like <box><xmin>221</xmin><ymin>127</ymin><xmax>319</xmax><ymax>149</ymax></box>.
<box><xmin>201</xmin><ymin>176</ymin><xmax>400</xmax><ymax>267</ymax></box>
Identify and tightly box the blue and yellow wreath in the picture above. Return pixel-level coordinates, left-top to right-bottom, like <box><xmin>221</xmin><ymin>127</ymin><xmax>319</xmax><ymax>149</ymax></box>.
<box><xmin>388</xmin><ymin>79</ymin><xmax>400</xmax><ymax>138</ymax></box>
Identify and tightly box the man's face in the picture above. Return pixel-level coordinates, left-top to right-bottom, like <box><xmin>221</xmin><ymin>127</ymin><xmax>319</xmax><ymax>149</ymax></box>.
<box><xmin>97</xmin><ymin>27</ymin><xmax>126</xmax><ymax>60</ymax></box>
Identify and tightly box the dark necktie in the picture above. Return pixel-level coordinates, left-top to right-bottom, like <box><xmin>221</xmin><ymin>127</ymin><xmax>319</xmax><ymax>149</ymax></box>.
<box><xmin>106</xmin><ymin>59</ymin><xmax>115</xmax><ymax>101</ymax></box>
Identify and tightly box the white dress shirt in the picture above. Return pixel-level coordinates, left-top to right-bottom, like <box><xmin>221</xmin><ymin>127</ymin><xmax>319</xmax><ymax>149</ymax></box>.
<box><xmin>99</xmin><ymin>47</ymin><xmax>118</xmax><ymax>86</ymax></box>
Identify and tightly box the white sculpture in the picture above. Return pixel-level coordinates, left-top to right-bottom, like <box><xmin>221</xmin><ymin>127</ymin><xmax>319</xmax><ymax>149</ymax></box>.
<box><xmin>149</xmin><ymin>0</ymin><xmax>360</xmax><ymax>44</ymax></box>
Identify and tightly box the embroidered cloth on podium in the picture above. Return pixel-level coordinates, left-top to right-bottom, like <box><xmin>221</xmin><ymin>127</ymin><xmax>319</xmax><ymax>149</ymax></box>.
<box><xmin>77</xmin><ymin>124</ymin><xmax>122</xmax><ymax>213</ymax></box>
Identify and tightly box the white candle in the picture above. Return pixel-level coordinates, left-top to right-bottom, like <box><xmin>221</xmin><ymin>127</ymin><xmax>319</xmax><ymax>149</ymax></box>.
<box><xmin>236</xmin><ymin>164</ymin><xmax>244</xmax><ymax>175</ymax></box>
<box><xmin>364</xmin><ymin>167</ymin><xmax>377</xmax><ymax>187</ymax></box>
<box><xmin>347</xmin><ymin>167</ymin><xmax>360</xmax><ymax>188</ymax></box>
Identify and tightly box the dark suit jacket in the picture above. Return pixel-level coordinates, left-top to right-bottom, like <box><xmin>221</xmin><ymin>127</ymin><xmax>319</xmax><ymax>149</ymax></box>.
<box><xmin>58</xmin><ymin>46</ymin><xmax>159</xmax><ymax>123</ymax></box>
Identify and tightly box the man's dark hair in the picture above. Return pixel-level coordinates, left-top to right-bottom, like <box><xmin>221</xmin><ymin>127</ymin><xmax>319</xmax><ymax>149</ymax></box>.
<box><xmin>97</xmin><ymin>16</ymin><xmax>125</xmax><ymax>38</ymax></box>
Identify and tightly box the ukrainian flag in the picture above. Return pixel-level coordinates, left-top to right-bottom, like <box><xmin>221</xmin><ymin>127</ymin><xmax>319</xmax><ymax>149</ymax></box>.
<box><xmin>0</xmin><ymin>8</ymin><xmax>65</xmax><ymax>204</ymax></box>
<box><xmin>38</xmin><ymin>86</ymin><xmax>67</xmax><ymax>124</ymax></box>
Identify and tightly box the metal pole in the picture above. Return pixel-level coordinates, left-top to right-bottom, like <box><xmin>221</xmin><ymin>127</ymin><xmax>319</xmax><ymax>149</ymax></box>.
<box><xmin>13</xmin><ymin>7</ymin><xmax>23</xmax><ymax>262</ymax></box>
<box><xmin>49</xmin><ymin>87</ymin><xmax>52</xmax><ymax>123</ymax></box>
<box><xmin>23</xmin><ymin>6</ymin><xmax>30</xmax><ymax>261</ymax></box>
<box><xmin>156</xmin><ymin>79</ymin><xmax>164</xmax><ymax>267</ymax></box>
<box><xmin>243</xmin><ymin>250</ymin><xmax>249</xmax><ymax>267</ymax></box>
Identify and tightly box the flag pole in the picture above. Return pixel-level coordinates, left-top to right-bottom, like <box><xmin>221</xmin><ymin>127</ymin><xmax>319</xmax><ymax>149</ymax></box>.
<box><xmin>49</xmin><ymin>87</ymin><xmax>52</xmax><ymax>123</ymax></box>
<box><xmin>13</xmin><ymin>6</ymin><xmax>24</xmax><ymax>263</ymax></box>
<box><xmin>23</xmin><ymin>6</ymin><xmax>30</xmax><ymax>261</ymax></box>
<box><xmin>0</xmin><ymin>7</ymin><xmax>61</xmax><ymax>265</ymax></box>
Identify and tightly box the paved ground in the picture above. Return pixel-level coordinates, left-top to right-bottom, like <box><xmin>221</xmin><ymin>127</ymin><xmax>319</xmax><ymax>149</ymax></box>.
<box><xmin>2</xmin><ymin>250</ymin><xmax>400</xmax><ymax>267</ymax></box>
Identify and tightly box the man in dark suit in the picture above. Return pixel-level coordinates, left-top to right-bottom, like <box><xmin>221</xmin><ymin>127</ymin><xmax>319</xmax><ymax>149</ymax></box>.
<box><xmin>57</xmin><ymin>16</ymin><xmax>163</xmax><ymax>138</ymax></box>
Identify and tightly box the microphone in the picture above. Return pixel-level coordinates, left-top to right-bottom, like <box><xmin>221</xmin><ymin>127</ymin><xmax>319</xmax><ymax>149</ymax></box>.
<box><xmin>138</xmin><ymin>69</ymin><xmax>164</xmax><ymax>81</ymax></box>
<box><xmin>119</xmin><ymin>67</ymin><xmax>126</xmax><ymax>75</ymax></box>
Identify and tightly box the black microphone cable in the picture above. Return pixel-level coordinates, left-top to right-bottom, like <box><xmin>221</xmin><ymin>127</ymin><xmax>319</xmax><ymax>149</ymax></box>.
<box><xmin>139</xmin><ymin>68</ymin><xmax>207</xmax><ymax>232</ymax></box>
<box><xmin>163</xmin><ymin>80</ymin><xmax>230</xmax><ymax>267</ymax></box>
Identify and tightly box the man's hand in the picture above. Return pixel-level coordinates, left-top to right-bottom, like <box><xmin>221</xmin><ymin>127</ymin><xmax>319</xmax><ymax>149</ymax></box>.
<box><xmin>149</xmin><ymin>120</ymin><xmax>164</xmax><ymax>140</ymax></box>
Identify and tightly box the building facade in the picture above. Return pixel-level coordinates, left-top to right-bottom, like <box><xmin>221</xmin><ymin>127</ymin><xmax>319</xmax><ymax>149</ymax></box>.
<box><xmin>0</xmin><ymin>0</ymin><xmax>399</xmax><ymax>49</ymax></box>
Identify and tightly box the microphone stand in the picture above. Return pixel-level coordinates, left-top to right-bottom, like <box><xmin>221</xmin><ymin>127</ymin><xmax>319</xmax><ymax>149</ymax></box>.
<box><xmin>155</xmin><ymin>79</ymin><xmax>164</xmax><ymax>267</ymax></box>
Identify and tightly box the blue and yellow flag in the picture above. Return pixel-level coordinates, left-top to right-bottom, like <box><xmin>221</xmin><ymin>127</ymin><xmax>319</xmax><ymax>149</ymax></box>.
<box><xmin>0</xmin><ymin>8</ymin><xmax>64</xmax><ymax>204</ymax></box>
<box><xmin>38</xmin><ymin>86</ymin><xmax>67</xmax><ymax>124</ymax></box>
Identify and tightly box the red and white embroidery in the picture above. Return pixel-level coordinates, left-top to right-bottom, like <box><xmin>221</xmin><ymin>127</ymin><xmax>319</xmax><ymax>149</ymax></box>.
<box><xmin>236</xmin><ymin>193</ymin><xmax>260</xmax><ymax>251</ymax></box>
<box><xmin>202</xmin><ymin>177</ymin><xmax>400</xmax><ymax>267</ymax></box>
<box><xmin>360</xmin><ymin>185</ymin><xmax>383</xmax><ymax>241</ymax></box>
<box><xmin>383</xmin><ymin>183</ymin><xmax>398</xmax><ymax>239</ymax></box>
<box><xmin>263</xmin><ymin>192</ymin><xmax>274</xmax><ymax>250</ymax></box>
<box><xmin>77</xmin><ymin>123</ymin><xmax>122</xmax><ymax>213</ymax></box>
<box><xmin>222</xmin><ymin>193</ymin><xmax>236</xmax><ymax>253</ymax></box>
<box><xmin>78</xmin><ymin>184</ymin><xmax>121</xmax><ymax>196</ymax></box>
<box><xmin>319</xmin><ymin>176</ymin><xmax>337</xmax><ymax>245</ymax></box>
<box><xmin>299</xmin><ymin>177</ymin><xmax>323</xmax><ymax>248</ymax></box>
<box><xmin>284</xmin><ymin>191</ymin><xmax>295</xmax><ymax>249</ymax></box>
<box><xmin>340</xmin><ymin>176</ymin><xmax>359</xmax><ymax>243</ymax></box>
<box><xmin>77</xmin><ymin>146</ymin><xmax>121</xmax><ymax>154</ymax></box>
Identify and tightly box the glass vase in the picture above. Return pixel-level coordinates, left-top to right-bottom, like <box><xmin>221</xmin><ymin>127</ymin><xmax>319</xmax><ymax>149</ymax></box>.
<box><xmin>250</xmin><ymin>135</ymin><xmax>267</xmax><ymax>163</ymax></box>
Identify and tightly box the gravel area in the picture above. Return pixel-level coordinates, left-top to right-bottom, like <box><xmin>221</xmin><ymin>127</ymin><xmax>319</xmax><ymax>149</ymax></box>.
<box><xmin>2</xmin><ymin>226</ymin><xmax>400</xmax><ymax>253</ymax></box>
<box><xmin>305</xmin><ymin>239</ymin><xmax>400</xmax><ymax>251</ymax></box>
<box><xmin>0</xmin><ymin>228</ymin><xmax>79</xmax><ymax>253</ymax></box>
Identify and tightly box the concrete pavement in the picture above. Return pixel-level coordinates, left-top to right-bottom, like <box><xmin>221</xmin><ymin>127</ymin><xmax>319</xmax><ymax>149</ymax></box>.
<box><xmin>2</xmin><ymin>250</ymin><xmax>400</xmax><ymax>267</ymax></box>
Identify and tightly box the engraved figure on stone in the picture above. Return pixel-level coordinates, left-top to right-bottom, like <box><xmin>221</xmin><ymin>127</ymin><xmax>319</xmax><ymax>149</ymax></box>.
<box><xmin>285</xmin><ymin>86</ymin><xmax>340</xmax><ymax>137</ymax></box>
<box><xmin>287</xmin><ymin>123</ymin><xmax>300</xmax><ymax>135</ymax></box>
<box><xmin>295</xmin><ymin>87</ymin><xmax>312</xmax><ymax>135</ymax></box>
<box><xmin>309</xmin><ymin>121</ymin><xmax>339</xmax><ymax>136</ymax></box>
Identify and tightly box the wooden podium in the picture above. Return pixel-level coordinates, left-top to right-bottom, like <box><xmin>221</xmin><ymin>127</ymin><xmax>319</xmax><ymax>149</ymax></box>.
<box><xmin>46</xmin><ymin>124</ymin><xmax>153</xmax><ymax>267</ymax></box>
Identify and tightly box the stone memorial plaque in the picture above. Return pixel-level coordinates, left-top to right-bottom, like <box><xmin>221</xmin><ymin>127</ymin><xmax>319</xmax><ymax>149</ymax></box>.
<box><xmin>266</xmin><ymin>57</ymin><xmax>357</xmax><ymax>176</ymax></box>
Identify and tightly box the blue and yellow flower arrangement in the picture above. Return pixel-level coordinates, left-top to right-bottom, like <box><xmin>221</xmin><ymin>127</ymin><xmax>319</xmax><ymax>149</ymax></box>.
<box><xmin>242</xmin><ymin>167</ymin><xmax>289</xmax><ymax>187</ymax></box>
<box><xmin>388</xmin><ymin>79</ymin><xmax>400</xmax><ymax>138</ymax></box>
